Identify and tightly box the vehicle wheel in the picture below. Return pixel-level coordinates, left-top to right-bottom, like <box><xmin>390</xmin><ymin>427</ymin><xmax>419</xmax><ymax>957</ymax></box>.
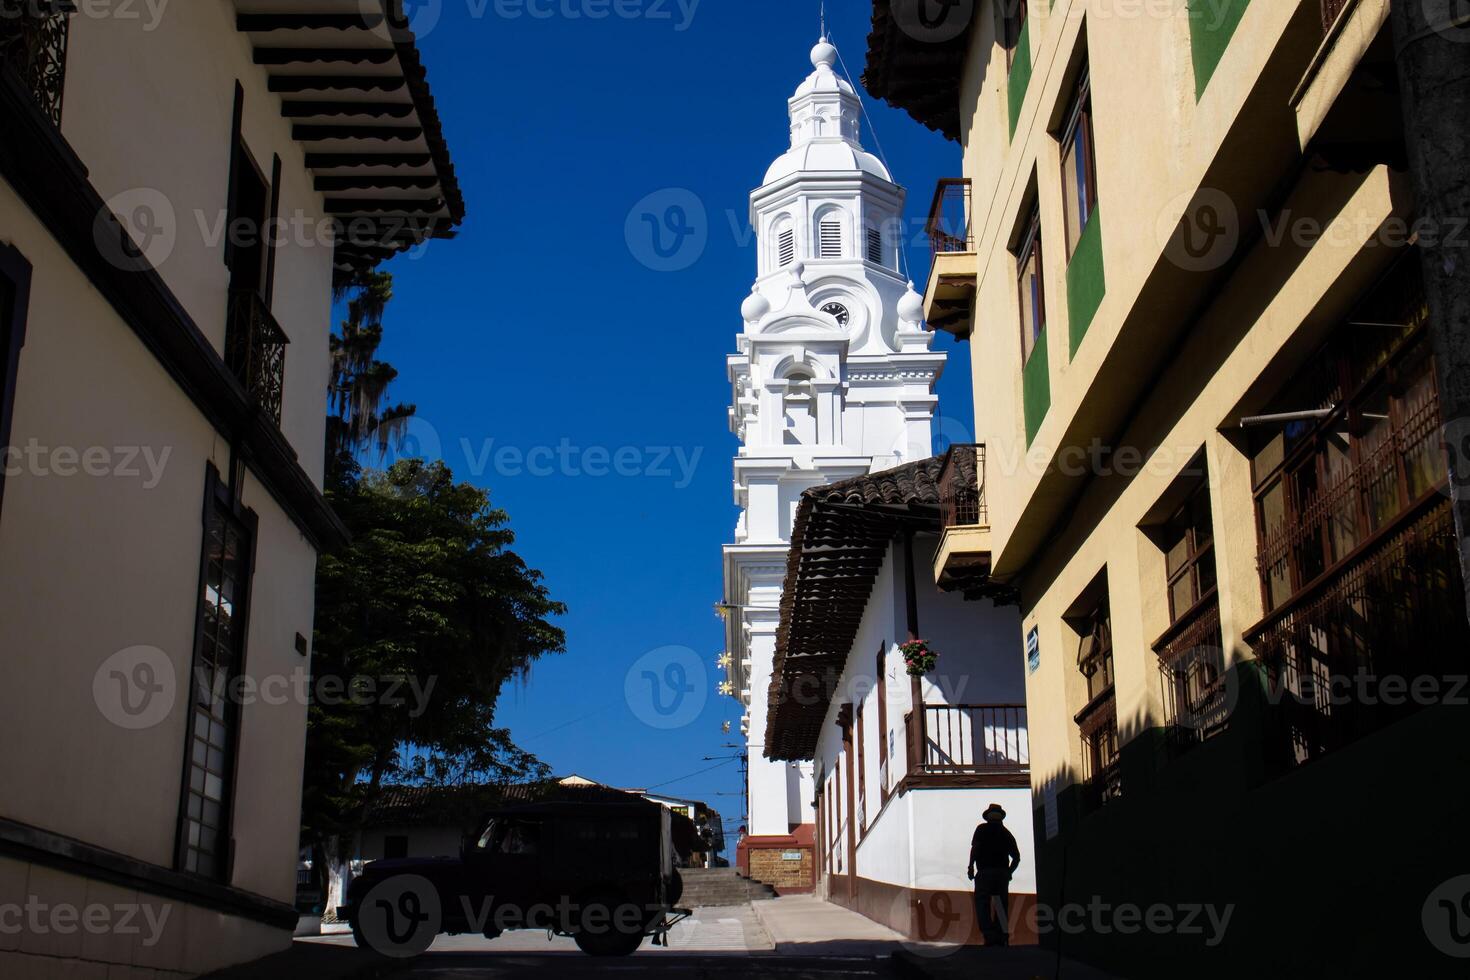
<box><xmin>349</xmin><ymin>916</ymin><xmax>368</xmax><ymax>950</ymax></box>
<box><xmin>572</xmin><ymin>893</ymin><xmax>645</xmax><ymax>957</ymax></box>
<box><xmin>573</xmin><ymin>928</ymin><xmax>644</xmax><ymax>957</ymax></box>
<box><xmin>668</xmin><ymin>869</ymin><xmax>684</xmax><ymax>907</ymax></box>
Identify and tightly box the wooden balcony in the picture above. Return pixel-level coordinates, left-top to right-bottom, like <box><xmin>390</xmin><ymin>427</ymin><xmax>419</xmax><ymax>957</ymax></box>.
<box><xmin>226</xmin><ymin>290</ymin><xmax>289</xmax><ymax>426</ymax></box>
<box><xmin>934</xmin><ymin>444</ymin><xmax>1001</xmax><ymax>598</ymax></box>
<box><xmin>0</xmin><ymin>2</ymin><xmax>73</xmax><ymax>126</ymax></box>
<box><xmin>923</xmin><ymin>179</ymin><xmax>977</xmax><ymax>339</ymax></box>
<box><xmin>904</xmin><ymin>703</ymin><xmax>1029</xmax><ymax>789</ymax></box>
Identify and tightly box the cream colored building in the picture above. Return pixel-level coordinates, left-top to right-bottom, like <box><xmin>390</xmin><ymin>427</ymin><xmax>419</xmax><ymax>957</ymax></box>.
<box><xmin>866</xmin><ymin>0</ymin><xmax>1467</xmax><ymax>972</ymax></box>
<box><xmin>0</xmin><ymin>4</ymin><xmax>462</xmax><ymax>976</ymax></box>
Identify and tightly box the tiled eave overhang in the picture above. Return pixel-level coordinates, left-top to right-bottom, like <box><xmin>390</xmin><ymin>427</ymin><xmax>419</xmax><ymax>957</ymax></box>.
<box><xmin>764</xmin><ymin>456</ymin><xmax>946</xmax><ymax>762</ymax></box>
<box><xmin>861</xmin><ymin>0</ymin><xmax>974</xmax><ymax>143</ymax></box>
<box><xmin>234</xmin><ymin>0</ymin><xmax>466</xmax><ymax>277</ymax></box>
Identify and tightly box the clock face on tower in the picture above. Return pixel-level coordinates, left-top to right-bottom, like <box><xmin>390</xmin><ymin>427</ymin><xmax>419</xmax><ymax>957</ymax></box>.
<box><xmin>821</xmin><ymin>302</ymin><xmax>850</xmax><ymax>326</ymax></box>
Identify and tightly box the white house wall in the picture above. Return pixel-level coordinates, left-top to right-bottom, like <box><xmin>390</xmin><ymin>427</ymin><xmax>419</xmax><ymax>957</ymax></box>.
<box><xmin>812</xmin><ymin>534</ymin><xmax>1036</xmax><ymax>920</ymax></box>
<box><xmin>0</xmin><ymin>4</ymin><xmax>343</xmax><ymax>975</ymax></box>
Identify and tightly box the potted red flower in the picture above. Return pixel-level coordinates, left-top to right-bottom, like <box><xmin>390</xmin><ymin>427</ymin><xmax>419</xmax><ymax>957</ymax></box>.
<box><xmin>899</xmin><ymin>639</ymin><xmax>937</xmax><ymax>677</ymax></box>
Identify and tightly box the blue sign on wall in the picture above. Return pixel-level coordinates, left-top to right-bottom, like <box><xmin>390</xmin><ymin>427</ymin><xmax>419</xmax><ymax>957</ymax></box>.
<box><xmin>1026</xmin><ymin>627</ymin><xmax>1040</xmax><ymax>675</ymax></box>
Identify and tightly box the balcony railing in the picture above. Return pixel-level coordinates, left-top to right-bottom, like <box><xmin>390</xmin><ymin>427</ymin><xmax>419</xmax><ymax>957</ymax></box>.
<box><xmin>1153</xmin><ymin>596</ymin><xmax>1228</xmax><ymax>745</ymax></box>
<box><xmin>926</xmin><ymin>178</ymin><xmax>974</xmax><ymax>257</ymax></box>
<box><xmin>938</xmin><ymin>443</ymin><xmax>987</xmax><ymax>528</ymax></box>
<box><xmin>1321</xmin><ymin>0</ymin><xmax>1353</xmax><ymax>33</ymax></box>
<box><xmin>226</xmin><ymin>290</ymin><xmax>289</xmax><ymax>426</ymax></box>
<box><xmin>1250</xmin><ymin>495</ymin><xmax>1469</xmax><ymax>766</ymax></box>
<box><xmin>0</xmin><ymin>2</ymin><xmax>73</xmax><ymax>126</ymax></box>
<box><xmin>906</xmin><ymin>703</ymin><xmax>1029</xmax><ymax>777</ymax></box>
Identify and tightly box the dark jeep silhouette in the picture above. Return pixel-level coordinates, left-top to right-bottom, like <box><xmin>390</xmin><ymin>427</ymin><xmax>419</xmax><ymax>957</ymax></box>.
<box><xmin>342</xmin><ymin>797</ymin><xmax>689</xmax><ymax>957</ymax></box>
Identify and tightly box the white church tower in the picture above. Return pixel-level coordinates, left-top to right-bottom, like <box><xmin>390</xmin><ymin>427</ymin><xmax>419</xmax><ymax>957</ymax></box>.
<box><xmin>722</xmin><ymin>36</ymin><xmax>944</xmax><ymax>883</ymax></box>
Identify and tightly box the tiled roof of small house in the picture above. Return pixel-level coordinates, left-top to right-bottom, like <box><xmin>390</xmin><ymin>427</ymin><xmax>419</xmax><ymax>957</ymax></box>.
<box><xmin>765</xmin><ymin>456</ymin><xmax>954</xmax><ymax>761</ymax></box>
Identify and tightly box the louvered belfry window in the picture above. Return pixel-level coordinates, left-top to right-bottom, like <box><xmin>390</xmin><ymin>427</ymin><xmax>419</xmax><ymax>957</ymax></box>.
<box><xmin>819</xmin><ymin>219</ymin><xmax>842</xmax><ymax>258</ymax></box>
<box><xmin>778</xmin><ymin>229</ymin><xmax>796</xmax><ymax>267</ymax></box>
<box><xmin>866</xmin><ymin>227</ymin><xmax>884</xmax><ymax>265</ymax></box>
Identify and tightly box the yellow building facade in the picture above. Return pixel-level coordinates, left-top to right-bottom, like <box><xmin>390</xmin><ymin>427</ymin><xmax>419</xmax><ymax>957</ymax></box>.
<box><xmin>867</xmin><ymin>0</ymin><xmax>1468</xmax><ymax>973</ymax></box>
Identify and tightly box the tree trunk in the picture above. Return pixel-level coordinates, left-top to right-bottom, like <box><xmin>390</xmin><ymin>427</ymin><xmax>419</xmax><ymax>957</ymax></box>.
<box><xmin>1390</xmin><ymin>1</ymin><xmax>1470</xmax><ymax>621</ymax></box>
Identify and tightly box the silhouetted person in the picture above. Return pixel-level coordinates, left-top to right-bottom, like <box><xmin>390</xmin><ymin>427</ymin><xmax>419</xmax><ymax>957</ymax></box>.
<box><xmin>968</xmin><ymin>803</ymin><xmax>1020</xmax><ymax>946</ymax></box>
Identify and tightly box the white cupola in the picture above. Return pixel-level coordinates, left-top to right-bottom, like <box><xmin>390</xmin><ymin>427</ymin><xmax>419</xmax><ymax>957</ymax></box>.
<box><xmin>763</xmin><ymin>40</ymin><xmax>892</xmax><ymax>185</ymax></box>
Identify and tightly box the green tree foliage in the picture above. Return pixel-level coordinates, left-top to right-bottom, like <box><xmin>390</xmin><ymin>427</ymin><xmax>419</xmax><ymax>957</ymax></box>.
<box><xmin>326</xmin><ymin>270</ymin><xmax>416</xmax><ymax>483</ymax></box>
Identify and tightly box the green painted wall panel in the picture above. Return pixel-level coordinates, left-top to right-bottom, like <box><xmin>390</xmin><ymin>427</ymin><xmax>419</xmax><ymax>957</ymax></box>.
<box><xmin>1023</xmin><ymin>327</ymin><xmax>1050</xmax><ymax>446</ymax></box>
<box><xmin>1066</xmin><ymin>208</ymin><xmax>1107</xmax><ymax>356</ymax></box>
<box><xmin>1189</xmin><ymin>0</ymin><xmax>1251</xmax><ymax>98</ymax></box>
<box><xmin>1008</xmin><ymin>19</ymin><xmax>1032</xmax><ymax>139</ymax></box>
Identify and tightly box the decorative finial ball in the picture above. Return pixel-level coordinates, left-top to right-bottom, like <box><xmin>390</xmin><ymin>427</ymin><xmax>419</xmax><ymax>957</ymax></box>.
<box><xmin>811</xmin><ymin>39</ymin><xmax>838</xmax><ymax>70</ymax></box>
<box><xmin>898</xmin><ymin>281</ymin><xmax>924</xmax><ymax>322</ymax></box>
<box><xmin>742</xmin><ymin>288</ymin><xmax>770</xmax><ymax>322</ymax></box>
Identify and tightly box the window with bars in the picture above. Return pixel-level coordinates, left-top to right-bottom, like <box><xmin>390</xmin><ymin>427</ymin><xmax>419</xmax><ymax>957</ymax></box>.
<box><xmin>1060</xmin><ymin>63</ymin><xmax>1099</xmax><ymax>259</ymax></box>
<box><xmin>866</xmin><ymin>227</ymin><xmax>884</xmax><ymax>265</ymax></box>
<box><xmin>1016</xmin><ymin>206</ymin><xmax>1046</xmax><ymax>364</ymax></box>
<box><xmin>178</xmin><ymin>467</ymin><xmax>256</xmax><ymax>880</ymax></box>
<box><xmin>1250</xmin><ymin>266</ymin><xmax>1444</xmax><ymax>615</ymax></box>
<box><xmin>777</xmin><ymin>229</ymin><xmax>796</xmax><ymax>267</ymax></box>
<box><xmin>1246</xmin><ymin>257</ymin><xmax>1467</xmax><ymax>765</ymax></box>
<box><xmin>1164</xmin><ymin>481</ymin><xmax>1217</xmax><ymax>622</ymax></box>
<box><xmin>1075</xmin><ymin>592</ymin><xmax>1121</xmax><ymax>806</ymax></box>
<box><xmin>819</xmin><ymin>218</ymin><xmax>843</xmax><ymax>258</ymax></box>
<box><xmin>1152</xmin><ymin>476</ymin><xmax>1227</xmax><ymax>743</ymax></box>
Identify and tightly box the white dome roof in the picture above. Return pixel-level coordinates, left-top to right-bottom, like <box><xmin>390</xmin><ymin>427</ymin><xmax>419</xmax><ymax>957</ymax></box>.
<box><xmin>764</xmin><ymin>142</ymin><xmax>891</xmax><ymax>184</ymax></box>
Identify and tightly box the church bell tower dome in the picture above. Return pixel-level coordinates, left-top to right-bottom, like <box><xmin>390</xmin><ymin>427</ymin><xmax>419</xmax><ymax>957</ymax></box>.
<box><xmin>762</xmin><ymin>36</ymin><xmax>891</xmax><ymax>186</ymax></box>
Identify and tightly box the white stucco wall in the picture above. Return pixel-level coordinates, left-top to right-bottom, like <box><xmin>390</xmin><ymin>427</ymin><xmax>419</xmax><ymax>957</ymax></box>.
<box><xmin>63</xmin><ymin>1</ymin><xmax>335</xmax><ymax>488</ymax></box>
<box><xmin>813</xmin><ymin>533</ymin><xmax>1033</xmax><ymax>898</ymax></box>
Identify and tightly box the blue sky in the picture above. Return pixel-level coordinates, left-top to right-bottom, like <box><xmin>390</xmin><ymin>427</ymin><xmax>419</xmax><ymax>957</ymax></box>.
<box><xmin>370</xmin><ymin>0</ymin><xmax>972</xmax><ymax>845</ymax></box>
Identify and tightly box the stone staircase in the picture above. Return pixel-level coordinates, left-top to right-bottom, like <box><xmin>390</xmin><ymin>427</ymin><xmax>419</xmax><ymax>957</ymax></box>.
<box><xmin>678</xmin><ymin>868</ymin><xmax>779</xmax><ymax>907</ymax></box>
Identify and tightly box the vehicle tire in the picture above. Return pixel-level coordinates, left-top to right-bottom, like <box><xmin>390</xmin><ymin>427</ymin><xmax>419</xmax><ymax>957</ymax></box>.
<box><xmin>572</xmin><ymin>893</ymin><xmax>645</xmax><ymax>957</ymax></box>
<box><xmin>348</xmin><ymin>916</ymin><xmax>368</xmax><ymax>950</ymax></box>
<box><xmin>668</xmin><ymin>868</ymin><xmax>684</xmax><ymax>907</ymax></box>
<box><xmin>573</xmin><ymin>928</ymin><xmax>644</xmax><ymax>957</ymax></box>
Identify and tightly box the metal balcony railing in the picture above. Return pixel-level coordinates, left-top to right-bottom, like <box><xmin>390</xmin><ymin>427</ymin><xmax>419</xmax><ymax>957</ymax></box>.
<box><xmin>906</xmin><ymin>703</ymin><xmax>1029</xmax><ymax>777</ymax></box>
<box><xmin>1154</xmin><ymin>597</ymin><xmax>1228</xmax><ymax>745</ymax></box>
<box><xmin>938</xmin><ymin>443</ymin><xmax>987</xmax><ymax>528</ymax></box>
<box><xmin>1250</xmin><ymin>497</ymin><xmax>1469</xmax><ymax>766</ymax></box>
<box><xmin>926</xmin><ymin>178</ymin><xmax>974</xmax><ymax>257</ymax></box>
<box><xmin>0</xmin><ymin>2</ymin><xmax>73</xmax><ymax>126</ymax></box>
<box><xmin>226</xmin><ymin>290</ymin><xmax>289</xmax><ymax>426</ymax></box>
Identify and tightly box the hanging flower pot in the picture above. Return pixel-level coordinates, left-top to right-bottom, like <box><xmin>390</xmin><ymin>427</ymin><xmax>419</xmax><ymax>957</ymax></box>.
<box><xmin>899</xmin><ymin>639</ymin><xmax>938</xmax><ymax>677</ymax></box>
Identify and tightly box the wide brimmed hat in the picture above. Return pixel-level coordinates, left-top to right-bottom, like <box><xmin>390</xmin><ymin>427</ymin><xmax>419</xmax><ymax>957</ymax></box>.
<box><xmin>982</xmin><ymin>803</ymin><xmax>1007</xmax><ymax>820</ymax></box>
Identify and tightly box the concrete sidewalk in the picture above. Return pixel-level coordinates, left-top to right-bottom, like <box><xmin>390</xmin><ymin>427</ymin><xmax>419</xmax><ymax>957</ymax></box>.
<box><xmin>751</xmin><ymin>894</ymin><xmax>910</xmax><ymax>956</ymax></box>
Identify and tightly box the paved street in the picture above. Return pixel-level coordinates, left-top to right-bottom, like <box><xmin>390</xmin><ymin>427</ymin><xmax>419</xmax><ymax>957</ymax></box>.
<box><xmin>394</xmin><ymin>953</ymin><xmax>897</xmax><ymax>979</ymax></box>
<box><xmin>266</xmin><ymin>895</ymin><xmax>1121</xmax><ymax>980</ymax></box>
